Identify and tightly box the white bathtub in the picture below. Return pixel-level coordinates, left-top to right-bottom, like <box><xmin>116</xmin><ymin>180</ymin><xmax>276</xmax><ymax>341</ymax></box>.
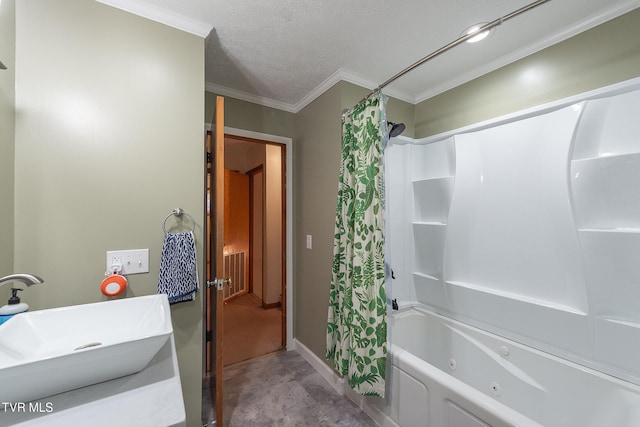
<box><xmin>353</xmin><ymin>307</ymin><xmax>640</xmax><ymax>427</ymax></box>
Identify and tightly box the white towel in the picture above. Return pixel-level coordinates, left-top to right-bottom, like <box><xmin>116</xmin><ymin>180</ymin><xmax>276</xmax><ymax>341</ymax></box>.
<box><xmin>157</xmin><ymin>231</ymin><xmax>199</xmax><ymax>304</ymax></box>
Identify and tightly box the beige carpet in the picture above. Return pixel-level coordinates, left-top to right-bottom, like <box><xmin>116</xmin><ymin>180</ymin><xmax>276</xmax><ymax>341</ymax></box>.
<box><xmin>223</xmin><ymin>294</ymin><xmax>282</xmax><ymax>366</ymax></box>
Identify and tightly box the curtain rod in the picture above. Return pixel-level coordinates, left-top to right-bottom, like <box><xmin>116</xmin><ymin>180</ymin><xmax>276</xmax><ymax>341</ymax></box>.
<box><xmin>343</xmin><ymin>0</ymin><xmax>552</xmax><ymax>116</ymax></box>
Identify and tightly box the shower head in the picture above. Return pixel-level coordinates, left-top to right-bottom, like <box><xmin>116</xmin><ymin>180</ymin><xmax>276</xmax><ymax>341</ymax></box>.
<box><xmin>388</xmin><ymin>121</ymin><xmax>406</xmax><ymax>138</ymax></box>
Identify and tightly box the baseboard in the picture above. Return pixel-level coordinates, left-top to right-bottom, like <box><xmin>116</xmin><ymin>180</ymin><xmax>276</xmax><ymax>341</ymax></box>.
<box><xmin>262</xmin><ymin>301</ymin><xmax>281</xmax><ymax>310</ymax></box>
<box><xmin>292</xmin><ymin>338</ymin><xmax>346</xmax><ymax>396</ymax></box>
<box><xmin>292</xmin><ymin>338</ymin><xmax>396</xmax><ymax>427</ymax></box>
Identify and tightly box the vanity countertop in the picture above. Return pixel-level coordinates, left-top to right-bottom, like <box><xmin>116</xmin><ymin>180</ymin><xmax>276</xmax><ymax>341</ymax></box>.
<box><xmin>0</xmin><ymin>335</ymin><xmax>185</xmax><ymax>427</ymax></box>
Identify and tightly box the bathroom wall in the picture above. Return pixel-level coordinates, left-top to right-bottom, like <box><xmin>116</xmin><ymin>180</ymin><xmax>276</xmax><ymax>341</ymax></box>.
<box><xmin>415</xmin><ymin>8</ymin><xmax>640</xmax><ymax>138</ymax></box>
<box><xmin>294</xmin><ymin>80</ymin><xmax>415</xmax><ymax>361</ymax></box>
<box><xmin>205</xmin><ymin>91</ymin><xmax>296</xmax><ymax>138</ymax></box>
<box><xmin>13</xmin><ymin>0</ymin><xmax>204</xmax><ymax>425</ymax></box>
<box><xmin>0</xmin><ymin>0</ymin><xmax>15</xmax><ymax>281</ymax></box>
<box><xmin>292</xmin><ymin>82</ymin><xmax>343</xmax><ymax>358</ymax></box>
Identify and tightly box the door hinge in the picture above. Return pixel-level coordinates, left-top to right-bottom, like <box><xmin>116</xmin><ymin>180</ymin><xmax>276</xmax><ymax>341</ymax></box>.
<box><xmin>206</xmin><ymin>152</ymin><xmax>212</xmax><ymax>164</ymax></box>
<box><xmin>206</xmin><ymin>331</ymin><xmax>213</xmax><ymax>342</ymax></box>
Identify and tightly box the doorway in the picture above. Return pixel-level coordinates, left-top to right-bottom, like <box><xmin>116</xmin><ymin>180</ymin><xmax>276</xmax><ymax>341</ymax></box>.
<box><xmin>203</xmin><ymin>123</ymin><xmax>293</xmax><ymax>427</ymax></box>
<box><xmin>222</xmin><ymin>135</ymin><xmax>286</xmax><ymax>366</ymax></box>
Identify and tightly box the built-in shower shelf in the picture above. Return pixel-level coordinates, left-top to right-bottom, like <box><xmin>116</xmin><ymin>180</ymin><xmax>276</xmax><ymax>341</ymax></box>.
<box><xmin>410</xmin><ymin>137</ymin><xmax>455</xmax><ymax>181</ymax></box>
<box><xmin>413</xmin><ymin>177</ymin><xmax>454</xmax><ymax>223</ymax></box>
<box><xmin>412</xmin><ymin>175</ymin><xmax>454</xmax><ymax>184</ymax></box>
<box><xmin>413</xmin><ymin>222</ymin><xmax>447</xmax><ymax>228</ymax></box>
<box><xmin>571</xmin><ymin>151</ymin><xmax>640</xmax><ymax>230</ymax></box>
<box><xmin>571</xmin><ymin>151</ymin><xmax>640</xmax><ymax>164</ymax></box>
<box><xmin>413</xmin><ymin>273</ymin><xmax>448</xmax><ymax>310</ymax></box>
<box><xmin>571</xmin><ymin>89</ymin><xmax>640</xmax><ymax>162</ymax></box>
<box><xmin>594</xmin><ymin>315</ymin><xmax>640</xmax><ymax>379</ymax></box>
<box><xmin>578</xmin><ymin>228</ymin><xmax>640</xmax><ymax>233</ymax></box>
<box><xmin>445</xmin><ymin>281</ymin><xmax>588</xmax><ymax>316</ymax></box>
<box><xmin>596</xmin><ymin>316</ymin><xmax>640</xmax><ymax>329</ymax></box>
<box><xmin>413</xmin><ymin>272</ymin><xmax>441</xmax><ymax>282</ymax></box>
<box><xmin>412</xmin><ymin>222</ymin><xmax>447</xmax><ymax>283</ymax></box>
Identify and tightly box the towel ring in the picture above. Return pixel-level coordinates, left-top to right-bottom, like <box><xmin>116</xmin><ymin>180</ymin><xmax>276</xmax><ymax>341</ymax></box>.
<box><xmin>163</xmin><ymin>208</ymin><xmax>196</xmax><ymax>234</ymax></box>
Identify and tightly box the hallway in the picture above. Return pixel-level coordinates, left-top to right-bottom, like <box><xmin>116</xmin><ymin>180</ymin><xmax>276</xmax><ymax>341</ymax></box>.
<box><xmin>223</xmin><ymin>294</ymin><xmax>282</xmax><ymax>366</ymax></box>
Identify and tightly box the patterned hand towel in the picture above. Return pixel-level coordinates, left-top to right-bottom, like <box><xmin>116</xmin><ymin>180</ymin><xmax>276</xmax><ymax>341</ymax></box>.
<box><xmin>158</xmin><ymin>231</ymin><xmax>199</xmax><ymax>304</ymax></box>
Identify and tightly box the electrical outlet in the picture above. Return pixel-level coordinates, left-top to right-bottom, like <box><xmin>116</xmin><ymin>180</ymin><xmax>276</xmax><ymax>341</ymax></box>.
<box><xmin>106</xmin><ymin>249</ymin><xmax>149</xmax><ymax>275</ymax></box>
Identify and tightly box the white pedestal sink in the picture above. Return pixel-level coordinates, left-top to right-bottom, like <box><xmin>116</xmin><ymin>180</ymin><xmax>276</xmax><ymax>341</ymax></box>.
<box><xmin>0</xmin><ymin>294</ymin><xmax>173</xmax><ymax>403</ymax></box>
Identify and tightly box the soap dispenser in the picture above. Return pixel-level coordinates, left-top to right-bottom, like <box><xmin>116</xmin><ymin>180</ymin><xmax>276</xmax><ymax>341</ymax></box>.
<box><xmin>0</xmin><ymin>288</ymin><xmax>29</xmax><ymax>325</ymax></box>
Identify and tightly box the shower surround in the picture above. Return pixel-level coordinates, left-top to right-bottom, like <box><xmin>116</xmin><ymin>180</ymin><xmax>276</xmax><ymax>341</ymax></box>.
<box><xmin>353</xmin><ymin>78</ymin><xmax>640</xmax><ymax>426</ymax></box>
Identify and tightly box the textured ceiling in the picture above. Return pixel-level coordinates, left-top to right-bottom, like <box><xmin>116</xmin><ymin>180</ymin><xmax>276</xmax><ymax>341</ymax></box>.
<box><xmin>99</xmin><ymin>0</ymin><xmax>640</xmax><ymax>112</ymax></box>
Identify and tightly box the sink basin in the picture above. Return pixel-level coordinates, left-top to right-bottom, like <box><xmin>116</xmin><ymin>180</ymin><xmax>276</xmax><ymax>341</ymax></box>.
<box><xmin>0</xmin><ymin>294</ymin><xmax>173</xmax><ymax>403</ymax></box>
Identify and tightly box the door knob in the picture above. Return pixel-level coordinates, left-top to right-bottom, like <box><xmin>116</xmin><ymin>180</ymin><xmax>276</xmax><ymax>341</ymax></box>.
<box><xmin>208</xmin><ymin>277</ymin><xmax>232</xmax><ymax>290</ymax></box>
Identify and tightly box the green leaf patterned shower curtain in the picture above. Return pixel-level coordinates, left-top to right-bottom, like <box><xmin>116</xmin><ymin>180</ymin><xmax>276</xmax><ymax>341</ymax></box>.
<box><xmin>326</xmin><ymin>93</ymin><xmax>387</xmax><ymax>397</ymax></box>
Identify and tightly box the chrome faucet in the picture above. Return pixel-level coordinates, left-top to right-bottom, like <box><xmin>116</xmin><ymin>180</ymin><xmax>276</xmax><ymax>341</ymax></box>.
<box><xmin>0</xmin><ymin>274</ymin><xmax>44</xmax><ymax>287</ymax></box>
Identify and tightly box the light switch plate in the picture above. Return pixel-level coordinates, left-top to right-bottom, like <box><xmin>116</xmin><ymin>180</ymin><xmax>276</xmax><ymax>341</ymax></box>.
<box><xmin>106</xmin><ymin>249</ymin><xmax>149</xmax><ymax>275</ymax></box>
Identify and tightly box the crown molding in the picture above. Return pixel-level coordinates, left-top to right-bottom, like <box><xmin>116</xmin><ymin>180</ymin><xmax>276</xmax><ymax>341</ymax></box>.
<box><xmin>293</xmin><ymin>68</ymin><xmax>415</xmax><ymax>112</ymax></box>
<box><xmin>415</xmin><ymin>0</ymin><xmax>640</xmax><ymax>103</ymax></box>
<box><xmin>95</xmin><ymin>0</ymin><xmax>213</xmax><ymax>38</ymax></box>
<box><xmin>291</xmin><ymin>69</ymin><xmax>353</xmax><ymax>113</ymax></box>
<box><xmin>204</xmin><ymin>82</ymin><xmax>298</xmax><ymax>113</ymax></box>
<box><xmin>205</xmin><ymin>68</ymin><xmax>415</xmax><ymax>114</ymax></box>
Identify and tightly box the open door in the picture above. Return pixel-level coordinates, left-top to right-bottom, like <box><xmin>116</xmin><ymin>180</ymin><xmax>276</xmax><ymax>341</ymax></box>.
<box><xmin>206</xmin><ymin>96</ymin><xmax>227</xmax><ymax>425</ymax></box>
